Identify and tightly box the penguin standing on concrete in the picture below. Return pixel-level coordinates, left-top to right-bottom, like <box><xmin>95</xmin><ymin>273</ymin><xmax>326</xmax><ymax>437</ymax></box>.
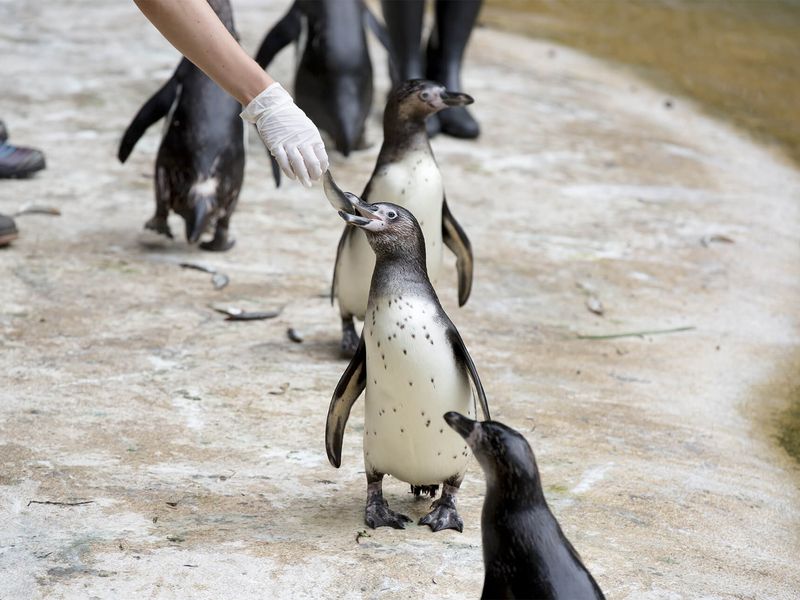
<box><xmin>331</xmin><ymin>80</ymin><xmax>475</xmax><ymax>355</ymax></box>
<box><xmin>118</xmin><ymin>0</ymin><xmax>244</xmax><ymax>251</ymax></box>
<box><xmin>254</xmin><ymin>0</ymin><xmax>390</xmax><ymax>160</ymax></box>
<box><xmin>444</xmin><ymin>412</ymin><xmax>606</xmax><ymax>599</ymax></box>
<box><xmin>325</xmin><ymin>183</ymin><xmax>490</xmax><ymax>532</ymax></box>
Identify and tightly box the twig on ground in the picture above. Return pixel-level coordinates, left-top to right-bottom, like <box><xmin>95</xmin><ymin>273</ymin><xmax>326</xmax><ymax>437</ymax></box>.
<box><xmin>577</xmin><ymin>326</ymin><xmax>695</xmax><ymax>340</ymax></box>
<box><xmin>27</xmin><ymin>500</ymin><xmax>95</xmax><ymax>507</ymax></box>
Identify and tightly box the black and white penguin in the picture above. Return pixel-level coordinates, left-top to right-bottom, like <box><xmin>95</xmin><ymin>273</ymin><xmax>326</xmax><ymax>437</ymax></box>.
<box><xmin>255</xmin><ymin>0</ymin><xmax>390</xmax><ymax>162</ymax></box>
<box><xmin>331</xmin><ymin>80</ymin><xmax>475</xmax><ymax>355</ymax></box>
<box><xmin>325</xmin><ymin>189</ymin><xmax>490</xmax><ymax>532</ymax></box>
<box><xmin>118</xmin><ymin>0</ymin><xmax>244</xmax><ymax>251</ymax></box>
<box><xmin>444</xmin><ymin>412</ymin><xmax>606</xmax><ymax>600</ymax></box>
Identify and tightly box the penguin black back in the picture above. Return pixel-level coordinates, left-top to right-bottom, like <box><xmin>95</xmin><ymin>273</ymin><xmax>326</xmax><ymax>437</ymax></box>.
<box><xmin>119</xmin><ymin>0</ymin><xmax>244</xmax><ymax>251</ymax></box>
<box><xmin>444</xmin><ymin>413</ymin><xmax>605</xmax><ymax>600</ymax></box>
<box><xmin>255</xmin><ymin>0</ymin><xmax>391</xmax><ymax>157</ymax></box>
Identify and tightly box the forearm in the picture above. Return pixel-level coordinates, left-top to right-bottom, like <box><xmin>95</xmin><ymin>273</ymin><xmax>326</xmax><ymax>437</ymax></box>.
<box><xmin>134</xmin><ymin>0</ymin><xmax>273</xmax><ymax>105</ymax></box>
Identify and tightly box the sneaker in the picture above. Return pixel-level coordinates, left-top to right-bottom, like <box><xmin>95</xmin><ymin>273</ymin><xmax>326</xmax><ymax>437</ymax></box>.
<box><xmin>0</xmin><ymin>142</ymin><xmax>46</xmax><ymax>178</ymax></box>
<box><xmin>0</xmin><ymin>213</ymin><xmax>18</xmax><ymax>247</ymax></box>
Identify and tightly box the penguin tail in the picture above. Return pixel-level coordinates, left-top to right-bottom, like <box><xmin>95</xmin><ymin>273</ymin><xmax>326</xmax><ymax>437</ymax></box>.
<box><xmin>185</xmin><ymin>179</ymin><xmax>218</xmax><ymax>243</ymax></box>
<box><xmin>254</xmin><ymin>4</ymin><xmax>301</xmax><ymax>68</ymax></box>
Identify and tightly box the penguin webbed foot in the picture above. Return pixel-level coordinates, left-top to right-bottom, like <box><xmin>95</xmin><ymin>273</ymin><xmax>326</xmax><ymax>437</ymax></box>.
<box><xmin>199</xmin><ymin>228</ymin><xmax>235</xmax><ymax>252</ymax></box>
<box><xmin>144</xmin><ymin>216</ymin><xmax>173</xmax><ymax>239</ymax></box>
<box><xmin>340</xmin><ymin>319</ymin><xmax>360</xmax><ymax>358</ymax></box>
<box><xmin>365</xmin><ymin>497</ymin><xmax>412</xmax><ymax>530</ymax></box>
<box><xmin>419</xmin><ymin>495</ymin><xmax>463</xmax><ymax>533</ymax></box>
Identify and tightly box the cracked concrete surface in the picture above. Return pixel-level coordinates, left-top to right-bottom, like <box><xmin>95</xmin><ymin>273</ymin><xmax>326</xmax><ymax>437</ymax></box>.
<box><xmin>1</xmin><ymin>1</ymin><xmax>799</xmax><ymax>599</ymax></box>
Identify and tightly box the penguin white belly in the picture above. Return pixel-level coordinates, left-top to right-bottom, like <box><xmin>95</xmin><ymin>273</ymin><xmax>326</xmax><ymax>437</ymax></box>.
<box><xmin>362</xmin><ymin>294</ymin><xmax>474</xmax><ymax>485</ymax></box>
<box><xmin>336</xmin><ymin>152</ymin><xmax>444</xmax><ymax>321</ymax></box>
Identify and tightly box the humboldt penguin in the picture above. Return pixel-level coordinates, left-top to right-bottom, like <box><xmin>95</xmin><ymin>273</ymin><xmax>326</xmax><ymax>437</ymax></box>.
<box><xmin>118</xmin><ymin>0</ymin><xmax>244</xmax><ymax>251</ymax></box>
<box><xmin>255</xmin><ymin>0</ymin><xmax>390</xmax><ymax>164</ymax></box>
<box><xmin>325</xmin><ymin>190</ymin><xmax>491</xmax><ymax>532</ymax></box>
<box><xmin>444</xmin><ymin>413</ymin><xmax>606</xmax><ymax>599</ymax></box>
<box><xmin>331</xmin><ymin>80</ymin><xmax>475</xmax><ymax>356</ymax></box>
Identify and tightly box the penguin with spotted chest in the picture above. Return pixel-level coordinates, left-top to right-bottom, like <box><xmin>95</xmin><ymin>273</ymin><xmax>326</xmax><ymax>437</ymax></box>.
<box><xmin>325</xmin><ymin>185</ymin><xmax>491</xmax><ymax>532</ymax></box>
<box><xmin>331</xmin><ymin>79</ymin><xmax>475</xmax><ymax>356</ymax></box>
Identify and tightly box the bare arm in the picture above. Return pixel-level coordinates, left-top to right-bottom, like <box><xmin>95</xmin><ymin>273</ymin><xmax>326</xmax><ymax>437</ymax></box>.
<box><xmin>133</xmin><ymin>0</ymin><xmax>272</xmax><ymax>105</ymax></box>
<box><xmin>133</xmin><ymin>0</ymin><xmax>329</xmax><ymax>185</ymax></box>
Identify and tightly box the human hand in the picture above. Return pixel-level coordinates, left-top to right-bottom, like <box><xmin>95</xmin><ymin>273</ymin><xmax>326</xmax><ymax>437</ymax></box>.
<box><xmin>241</xmin><ymin>83</ymin><xmax>329</xmax><ymax>187</ymax></box>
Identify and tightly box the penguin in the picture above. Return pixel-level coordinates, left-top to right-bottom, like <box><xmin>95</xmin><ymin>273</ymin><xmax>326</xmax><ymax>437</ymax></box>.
<box><xmin>118</xmin><ymin>0</ymin><xmax>244</xmax><ymax>251</ymax></box>
<box><xmin>331</xmin><ymin>80</ymin><xmax>475</xmax><ymax>355</ymax></box>
<box><xmin>324</xmin><ymin>186</ymin><xmax>491</xmax><ymax>532</ymax></box>
<box><xmin>444</xmin><ymin>412</ymin><xmax>606</xmax><ymax>600</ymax></box>
<box><xmin>255</xmin><ymin>0</ymin><xmax>390</xmax><ymax>166</ymax></box>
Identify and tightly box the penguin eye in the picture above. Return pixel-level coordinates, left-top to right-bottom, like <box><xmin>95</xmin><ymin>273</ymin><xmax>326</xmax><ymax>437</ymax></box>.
<box><xmin>386</xmin><ymin>210</ymin><xmax>397</xmax><ymax>220</ymax></box>
<box><xmin>420</xmin><ymin>91</ymin><xmax>430</xmax><ymax>101</ymax></box>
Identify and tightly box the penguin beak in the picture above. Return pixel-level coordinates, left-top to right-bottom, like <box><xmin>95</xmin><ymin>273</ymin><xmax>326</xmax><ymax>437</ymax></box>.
<box><xmin>440</xmin><ymin>91</ymin><xmax>474</xmax><ymax>107</ymax></box>
<box><xmin>444</xmin><ymin>411</ymin><xmax>479</xmax><ymax>440</ymax></box>
<box><xmin>323</xmin><ymin>170</ymin><xmax>361</xmax><ymax>213</ymax></box>
<box><xmin>338</xmin><ymin>202</ymin><xmax>383</xmax><ymax>229</ymax></box>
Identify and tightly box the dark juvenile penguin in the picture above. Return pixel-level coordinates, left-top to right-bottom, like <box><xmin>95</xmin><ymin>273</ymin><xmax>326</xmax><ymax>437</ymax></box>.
<box><xmin>331</xmin><ymin>80</ymin><xmax>475</xmax><ymax>355</ymax></box>
<box><xmin>325</xmin><ymin>188</ymin><xmax>490</xmax><ymax>532</ymax></box>
<box><xmin>255</xmin><ymin>0</ymin><xmax>389</xmax><ymax>160</ymax></box>
<box><xmin>118</xmin><ymin>0</ymin><xmax>243</xmax><ymax>251</ymax></box>
<box><xmin>444</xmin><ymin>413</ymin><xmax>606</xmax><ymax>600</ymax></box>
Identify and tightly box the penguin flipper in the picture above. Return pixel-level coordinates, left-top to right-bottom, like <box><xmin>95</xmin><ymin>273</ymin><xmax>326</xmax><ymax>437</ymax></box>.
<box><xmin>446</xmin><ymin>327</ymin><xmax>490</xmax><ymax>421</ymax></box>
<box><xmin>442</xmin><ymin>197</ymin><xmax>474</xmax><ymax>306</ymax></box>
<box><xmin>118</xmin><ymin>77</ymin><xmax>179</xmax><ymax>163</ymax></box>
<box><xmin>330</xmin><ymin>226</ymin><xmax>352</xmax><ymax>305</ymax></box>
<box><xmin>326</xmin><ymin>335</ymin><xmax>367</xmax><ymax>468</ymax></box>
<box><xmin>254</xmin><ymin>4</ymin><xmax>302</xmax><ymax>69</ymax></box>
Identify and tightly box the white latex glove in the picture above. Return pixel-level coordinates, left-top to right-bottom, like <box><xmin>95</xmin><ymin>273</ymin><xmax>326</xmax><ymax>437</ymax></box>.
<box><xmin>241</xmin><ymin>82</ymin><xmax>329</xmax><ymax>187</ymax></box>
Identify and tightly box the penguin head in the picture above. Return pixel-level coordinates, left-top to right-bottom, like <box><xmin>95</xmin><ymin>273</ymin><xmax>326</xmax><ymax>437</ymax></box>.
<box><xmin>338</xmin><ymin>200</ymin><xmax>426</xmax><ymax>260</ymax></box>
<box><xmin>444</xmin><ymin>412</ymin><xmax>546</xmax><ymax>502</ymax></box>
<box><xmin>389</xmin><ymin>79</ymin><xmax>474</xmax><ymax>121</ymax></box>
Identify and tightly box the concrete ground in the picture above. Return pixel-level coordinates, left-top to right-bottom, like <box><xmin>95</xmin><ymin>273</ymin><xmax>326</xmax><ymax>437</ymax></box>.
<box><xmin>2</xmin><ymin>1</ymin><xmax>799</xmax><ymax>599</ymax></box>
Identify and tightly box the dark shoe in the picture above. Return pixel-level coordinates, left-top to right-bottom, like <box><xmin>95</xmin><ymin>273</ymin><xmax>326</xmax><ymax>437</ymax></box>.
<box><xmin>0</xmin><ymin>142</ymin><xmax>46</xmax><ymax>178</ymax></box>
<box><xmin>426</xmin><ymin>113</ymin><xmax>442</xmax><ymax>138</ymax></box>
<box><xmin>0</xmin><ymin>121</ymin><xmax>7</xmax><ymax>143</ymax></box>
<box><xmin>438</xmin><ymin>106</ymin><xmax>480</xmax><ymax>139</ymax></box>
<box><xmin>0</xmin><ymin>213</ymin><xmax>19</xmax><ymax>247</ymax></box>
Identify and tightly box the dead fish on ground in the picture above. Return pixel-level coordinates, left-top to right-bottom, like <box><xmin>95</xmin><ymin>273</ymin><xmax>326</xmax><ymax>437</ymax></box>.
<box><xmin>700</xmin><ymin>234</ymin><xmax>735</xmax><ymax>247</ymax></box>
<box><xmin>210</xmin><ymin>304</ymin><xmax>283</xmax><ymax>321</ymax></box>
<box><xmin>211</xmin><ymin>273</ymin><xmax>229</xmax><ymax>290</ymax></box>
<box><xmin>180</xmin><ymin>261</ymin><xmax>229</xmax><ymax>290</ymax></box>
<box><xmin>14</xmin><ymin>204</ymin><xmax>61</xmax><ymax>217</ymax></box>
